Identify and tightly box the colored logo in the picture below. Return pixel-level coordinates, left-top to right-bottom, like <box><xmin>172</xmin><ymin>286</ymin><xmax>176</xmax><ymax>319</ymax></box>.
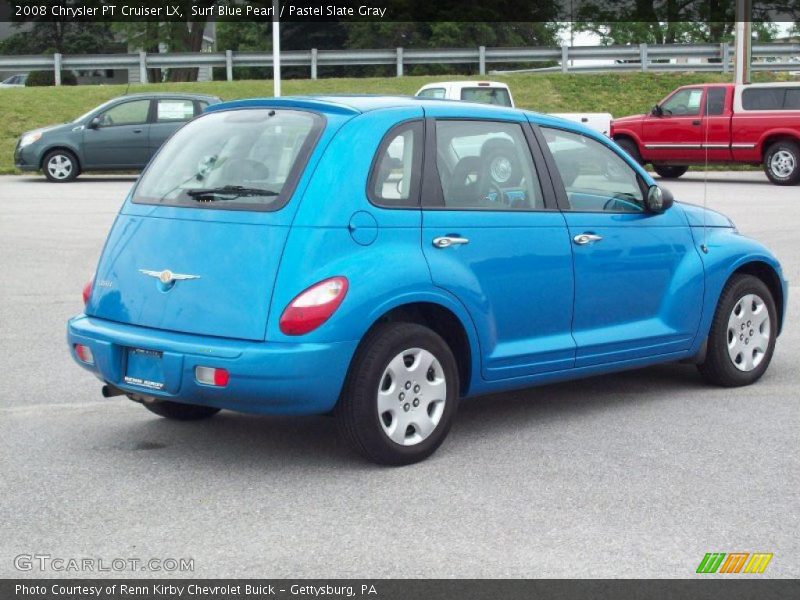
<box><xmin>696</xmin><ymin>552</ymin><xmax>773</xmax><ymax>574</ymax></box>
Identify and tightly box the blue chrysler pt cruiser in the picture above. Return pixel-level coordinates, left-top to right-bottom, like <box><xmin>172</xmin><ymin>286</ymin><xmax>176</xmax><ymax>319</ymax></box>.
<box><xmin>68</xmin><ymin>96</ymin><xmax>787</xmax><ymax>465</ymax></box>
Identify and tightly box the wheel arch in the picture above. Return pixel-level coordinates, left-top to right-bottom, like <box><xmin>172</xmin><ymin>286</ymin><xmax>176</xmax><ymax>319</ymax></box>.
<box><xmin>729</xmin><ymin>260</ymin><xmax>785</xmax><ymax>335</ymax></box>
<box><xmin>40</xmin><ymin>145</ymin><xmax>82</xmax><ymax>172</ymax></box>
<box><xmin>356</xmin><ymin>299</ymin><xmax>478</xmax><ymax>397</ymax></box>
<box><xmin>758</xmin><ymin>131</ymin><xmax>800</xmax><ymax>159</ymax></box>
<box><xmin>612</xmin><ymin>132</ymin><xmax>642</xmax><ymax>151</ymax></box>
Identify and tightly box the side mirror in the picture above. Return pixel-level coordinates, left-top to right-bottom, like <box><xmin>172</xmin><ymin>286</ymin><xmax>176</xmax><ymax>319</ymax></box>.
<box><xmin>646</xmin><ymin>184</ymin><xmax>673</xmax><ymax>213</ymax></box>
<box><xmin>650</xmin><ymin>104</ymin><xmax>663</xmax><ymax>117</ymax></box>
<box><xmin>88</xmin><ymin>116</ymin><xmax>102</xmax><ymax>129</ymax></box>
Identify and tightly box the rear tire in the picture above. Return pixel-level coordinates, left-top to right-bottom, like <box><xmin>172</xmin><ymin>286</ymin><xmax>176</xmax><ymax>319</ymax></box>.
<box><xmin>763</xmin><ymin>140</ymin><xmax>800</xmax><ymax>186</ymax></box>
<box><xmin>615</xmin><ymin>137</ymin><xmax>643</xmax><ymax>165</ymax></box>
<box><xmin>335</xmin><ymin>322</ymin><xmax>459</xmax><ymax>465</ymax></box>
<box><xmin>137</xmin><ymin>397</ymin><xmax>221</xmax><ymax>421</ymax></box>
<box><xmin>42</xmin><ymin>149</ymin><xmax>79</xmax><ymax>182</ymax></box>
<box><xmin>697</xmin><ymin>274</ymin><xmax>777</xmax><ymax>387</ymax></box>
<box><xmin>653</xmin><ymin>165</ymin><xmax>688</xmax><ymax>179</ymax></box>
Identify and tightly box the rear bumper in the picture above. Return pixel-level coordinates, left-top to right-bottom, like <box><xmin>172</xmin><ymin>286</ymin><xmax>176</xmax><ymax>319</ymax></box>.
<box><xmin>67</xmin><ymin>315</ymin><xmax>358</xmax><ymax>415</ymax></box>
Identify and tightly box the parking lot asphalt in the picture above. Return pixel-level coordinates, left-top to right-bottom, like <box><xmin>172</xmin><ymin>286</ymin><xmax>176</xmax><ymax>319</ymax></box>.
<box><xmin>0</xmin><ymin>171</ymin><xmax>797</xmax><ymax>578</ymax></box>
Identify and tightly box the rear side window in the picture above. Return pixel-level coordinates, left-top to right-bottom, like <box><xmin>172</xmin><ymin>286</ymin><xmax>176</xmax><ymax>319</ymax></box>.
<box><xmin>433</xmin><ymin>120</ymin><xmax>544</xmax><ymax>210</ymax></box>
<box><xmin>368</xmin><ymin>121</ymin><xmax>423</xmax><ymax>208</ymax></box>
<box><xmin>156</xmin><ymin>99</ymin><xmax>195</xmax><ymax>123</ymax></box>
<box><xmin>741</xmin><ymin>87</ymin><xmax>795</xmax><ymax>110</ymax></box>
<box><xmin>460</xmin><ymin>87</ymin><xmax>512</xmax><ymax>107</ymax></box>
<box><xmin>706</xmin><ymin>88</ymin><xmax>726</xmax><ymax>115</ymax></box>
<box><xmin>418</xmin><ymin>88</ymin><xmax>446</xmax><ymax>99</ymax></box>
<box><xmin>133</xmin><ymin>109</ymin><xmax>324</xmax><ymax>211</ymax></box>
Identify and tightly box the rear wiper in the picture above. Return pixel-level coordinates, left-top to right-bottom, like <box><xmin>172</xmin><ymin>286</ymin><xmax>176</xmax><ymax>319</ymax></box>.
<box><xmin>187</xmin><ymin>185</ymin><xmax>278</xmax><ymax>201</ymax></box>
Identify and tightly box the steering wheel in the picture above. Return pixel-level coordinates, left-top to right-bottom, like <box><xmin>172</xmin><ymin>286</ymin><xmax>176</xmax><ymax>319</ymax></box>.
<box><xmin>484</xmin><ymin>181</ymin><xmax>509</xmax><ymax>207</ymax></box>
<box><xmin>672</xmin><ymin>104</ymin><xmax>688</xmax><ymax>115</ymax></box>
<box><xmin>603</xmin><ymin>193</ymin><xmax>642</xmax><ymax>212</ymax></box>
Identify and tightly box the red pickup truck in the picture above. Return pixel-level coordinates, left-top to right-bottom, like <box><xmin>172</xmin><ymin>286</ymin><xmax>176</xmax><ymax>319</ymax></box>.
<box><xmin>611</xmin><ymin>82</ymin><xmax>800</xmax><ymax>185</ymax></box>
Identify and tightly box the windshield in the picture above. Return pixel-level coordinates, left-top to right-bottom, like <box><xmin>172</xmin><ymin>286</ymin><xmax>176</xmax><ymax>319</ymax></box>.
<box><xmin>133</xmin><ymin>108</ymin><xmax>323</xmax><ymax>211</ymax></box>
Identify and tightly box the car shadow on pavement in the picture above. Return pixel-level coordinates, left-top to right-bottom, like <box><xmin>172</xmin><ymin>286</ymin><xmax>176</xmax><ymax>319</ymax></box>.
<box><xmin>106</xmin><ymin>362</ymin><xmax>706</xmax><ymax>470</ymax></box>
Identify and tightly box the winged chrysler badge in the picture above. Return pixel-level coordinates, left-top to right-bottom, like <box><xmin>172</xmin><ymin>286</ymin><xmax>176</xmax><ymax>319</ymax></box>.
<box><xmin>139</xmin><ymin>269</ymin><xmax>201</xmax><ymax>285</ymax></box>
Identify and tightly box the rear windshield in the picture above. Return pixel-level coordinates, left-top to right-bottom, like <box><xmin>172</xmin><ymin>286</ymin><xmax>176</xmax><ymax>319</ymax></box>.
<box><xmin>460</xmin><ymin>87</ymin><xmax>512</xmax><ymax>107</ymax></box>
<box><xmin>133</xmin><ymin>108</ymin><xmax>323</xmax><ymax>211</ymax></box>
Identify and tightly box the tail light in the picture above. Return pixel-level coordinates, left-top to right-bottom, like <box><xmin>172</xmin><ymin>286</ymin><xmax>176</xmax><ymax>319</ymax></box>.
<box><xmin>82</xmin><ymin>277</ymin><xmax>93</xmax><ymax>305</ymax></box>
<box><xmin>74</xmin><ymin>344</ymin><xmax>94</xmax><ymax>364</ymax></box>
<box><xmin>279</xmin><ymin>276</ymin><xmax>348</xmax><ymax>336</ymax></box>
<box><xmin>195</xmin><ymin>366</ymin><xmax>230</xmax><ymax>387</ymax></box>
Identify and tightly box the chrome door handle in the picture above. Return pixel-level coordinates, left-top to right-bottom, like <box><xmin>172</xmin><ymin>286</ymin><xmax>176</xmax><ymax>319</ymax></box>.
<box><xmin>573</xmin><ymin>233</ymin><xmax>603</xmax><ymax>245</ymax></box>
<box><xmin>433</xmin><ymin>236</ymin><xmax>470</xmax><ymax>249</ymax></box>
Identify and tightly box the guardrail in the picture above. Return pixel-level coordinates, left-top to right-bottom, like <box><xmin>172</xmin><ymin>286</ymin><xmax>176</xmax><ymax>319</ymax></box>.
<box><xmin>0</xmin><ymin>42</ymin><xmax>798</xmax><ymax>84</ymax></box>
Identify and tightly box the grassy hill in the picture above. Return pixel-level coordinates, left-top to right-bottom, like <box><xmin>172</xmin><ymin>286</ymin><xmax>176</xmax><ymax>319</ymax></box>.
<box><xmin>1</xmin><ymin>71</ymin><xmax>796</xmax><ymax>173</ymax></box>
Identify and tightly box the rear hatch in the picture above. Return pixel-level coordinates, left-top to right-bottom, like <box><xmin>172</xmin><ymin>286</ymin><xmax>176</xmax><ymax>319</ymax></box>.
<box><xmin>86</xmin><ymin>106</ymin><xmax>327</xmax><ymax>341</ymax></box>
<box><xmin>88</xmin><ymin>214</ymin><xmax>288</xmax><ymax>341</ymax></box>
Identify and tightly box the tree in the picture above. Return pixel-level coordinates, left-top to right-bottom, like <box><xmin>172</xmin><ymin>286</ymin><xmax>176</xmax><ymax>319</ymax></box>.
<box><xmin>113</xmin><ymin>1</ymin><xmax>217</xmax><ymax>82</ymax></box>
<box><xmin>573</xmin><ymin>0</ymin><xmax>794</xmax><ymax>44</ymax></box>
<box><xmin>0</xmin><ymin>21</ymin><xmax>118</xmax><ymax>55</ymax></box>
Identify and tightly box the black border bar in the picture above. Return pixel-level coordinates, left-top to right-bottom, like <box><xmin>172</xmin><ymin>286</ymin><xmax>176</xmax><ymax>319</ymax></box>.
<box><xmin>1</xmin><ymin>0</ymin><xmax>799</xmax><ymax>23</ymax></box>
<box><xmin>3</xmin><ymin>579</ymin><xmax>800</xmax><ymax>600</ymax></box>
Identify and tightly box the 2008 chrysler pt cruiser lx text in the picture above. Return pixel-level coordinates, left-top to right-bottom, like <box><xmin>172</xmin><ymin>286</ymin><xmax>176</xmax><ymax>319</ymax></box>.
<box><xmin>67</xmin><ymin>96</ymin><xmax>787</xmax><ymax>465</ymax></box>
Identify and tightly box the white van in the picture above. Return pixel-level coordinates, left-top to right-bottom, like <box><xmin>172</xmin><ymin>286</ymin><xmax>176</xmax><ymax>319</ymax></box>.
<box><xmin>415</xmin><ymin>81</ymin><xmax>612</xmax><ymax>136</ymax></box>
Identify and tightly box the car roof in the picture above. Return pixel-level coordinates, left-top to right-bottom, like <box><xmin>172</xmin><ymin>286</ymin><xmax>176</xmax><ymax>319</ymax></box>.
<box><xmin>209</xmin><ymin>94</ymin><xmax>524</xmax><ymax>117</ymax></box>
<box><xmin>205</xmin><ymin>95</ymin><xmax>604</xmax><ymax>140</ymax></box>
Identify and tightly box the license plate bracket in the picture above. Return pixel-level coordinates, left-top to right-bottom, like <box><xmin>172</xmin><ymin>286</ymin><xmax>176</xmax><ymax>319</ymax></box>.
<box><xmin>124</xmin><ymin>348</ymin><xmax>165</xmax><ymax>391</ymax></box>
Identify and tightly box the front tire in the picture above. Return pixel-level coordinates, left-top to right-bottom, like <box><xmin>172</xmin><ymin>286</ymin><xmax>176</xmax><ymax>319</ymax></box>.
<box><xmin>763</xmin><ymin>140</ymin><xmax>800</xmax><ymax>186</ymax></box>
<box><xmin>653</xmin><ymin>165</ymin><xmax>688</xmax><ymax>179</ymax></box>
<box><xmin>697</xmin><ymin>274</ymin><xmax>777</xmax><ymax>387</ymax></box>
<box><xmin>42</xmin><ymin>149</ymin><xmax>79</xmax><ymax>182</ymax></box>
<box><xmin>336</xmin><ymin>322</ymin><xmax>459</xmax><ymax>465</ymax></box>
<box><xmin>137</xmin><ymin>397</ymin><xmax>221</xmax><ymax>421</ymax></box>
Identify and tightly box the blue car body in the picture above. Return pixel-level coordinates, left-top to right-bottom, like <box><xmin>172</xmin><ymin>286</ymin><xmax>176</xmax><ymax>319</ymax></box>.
<box><xmin>67</xmin><ymin>96</ymin><xmax>787</xmax><ymax>419</ymax></box>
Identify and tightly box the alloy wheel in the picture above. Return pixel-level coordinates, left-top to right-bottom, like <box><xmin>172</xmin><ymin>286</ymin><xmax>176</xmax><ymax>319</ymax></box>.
<box><xmin>770</xmin><ymin>150</ymin><xmax>795</xmax><ymax>179</ymax></box>
<box><xmin>47</xmin><ymin>154</ymin><xmax>74</xmax><ymax>180</ymax></box>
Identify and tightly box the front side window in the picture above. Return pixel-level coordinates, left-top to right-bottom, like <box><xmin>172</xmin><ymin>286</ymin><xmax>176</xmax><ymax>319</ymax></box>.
<box><xmin>460</xmin><ymin>87</ymin><xmax>512</xmax><ymax>107</ymax></box>
<box><xmin>542</xmin><ymin>127</ymin><xmax>644</xmax><ymax>213</ymax></box>
<box><xmin>133</xmin><ymin>109</ymin><xmax>322</xmax><ymax>211</ymax></box>
<box><xmin>368</xmin><ymin>121</ymin><xmax>422</xmax><ymax>208</ymax></box>
<box><xmin>434</xmin><ymin>120</ymin><xmax>543</xmax><ymax>210</ymax></box>
<box><xmin>418</xmin><ymin>88</ymin><xmax>446</xmax><ymax>99</ymax></box>
<box><xmin>661</xmin><ymin>88</ymin><xmax>703</xmax><ymax>116</ymax></box>
<box><xmin>156</xmin><ymin>99</ymin><xmax>195</xmax><ymax>122</ymax></box>
<box><xmin>97</xmin><ymin>100</ymin><xmax>150</xmax><ymax>127</ymax></box>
